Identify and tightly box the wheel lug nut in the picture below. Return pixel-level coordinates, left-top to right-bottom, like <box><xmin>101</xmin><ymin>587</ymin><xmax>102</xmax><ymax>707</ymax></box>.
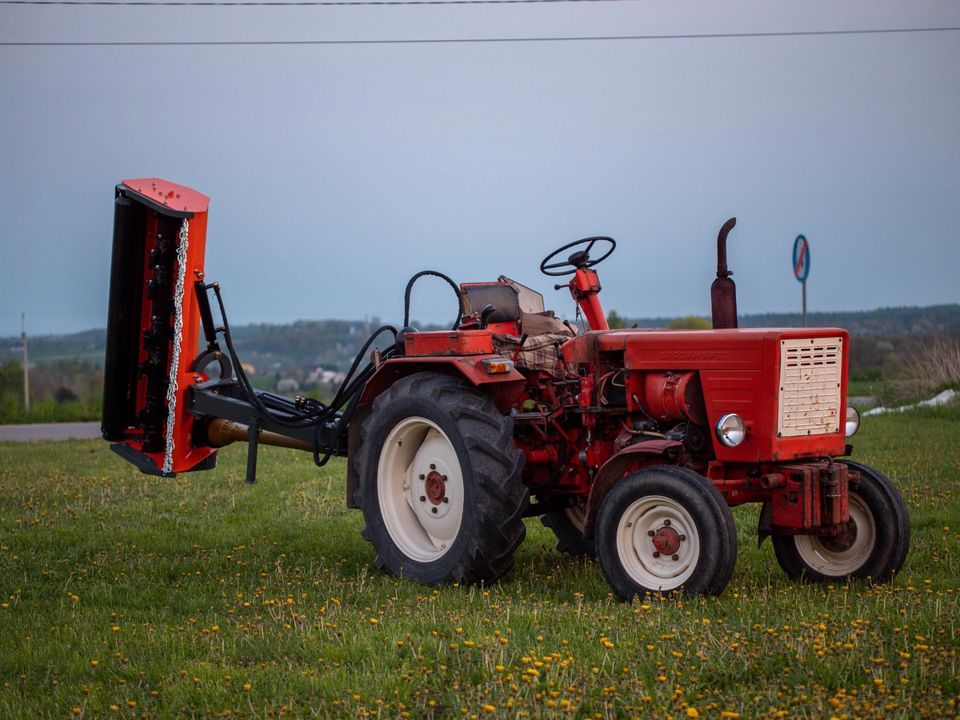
<box><xmin>672</xmin><ymin>554</ymin><xmax>679</xmax><ymax>561</ymax></box>
<box><xmin>441</xmin><ymin>475</ymin><xmax>447</xmax><ymax>482</ymax></box>
<box><xmin>430</xmin><ymin>464</ymin><xmax>436</xmax><ymax>470</ymax></box>
<box><xmin>419</xmin><ymin>474</ymin><xmax>425</xmax><ymax>480</ymax></box>
<box><xmin>679</xmin><ymin>534</ymin><xmax>686</xmax><ymax>542</ymax></box>
<box><xmin>647</xmin><ymin>530</ymin><xmax>655</xmax><ymax>537</ymax></box>
<box><xmin>431</xmin><ymin>507</ymin><xmax>438</xmax><ymax>514</ymax></box>
<box><xmin>652</xmin><ymin>551</ymin><xmax>660</xmax><ymax>559</ymax></box>
<box><xmin>419</xmin><ymin>496</ymin><xmax>426</xmax><ymax>502</ymax></box>
<box><xmin>443</xmin><ymin>497</ymin><xmax>449</xmax><ymax>503</ymax></box>
<box><xmin>663</xmin><ymin>519</ymin><xmax>671</xmax><ymax>526</ymax></box>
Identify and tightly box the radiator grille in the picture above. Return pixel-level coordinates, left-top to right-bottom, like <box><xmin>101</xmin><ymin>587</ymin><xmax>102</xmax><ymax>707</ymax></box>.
<box><xmin>778</xmin><ymin>337</ymin><xmax>842</xmax><ymax>437</ymax></box>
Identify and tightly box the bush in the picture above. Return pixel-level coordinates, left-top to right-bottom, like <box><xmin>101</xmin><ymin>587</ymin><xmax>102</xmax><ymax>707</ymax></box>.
<box><xmin>666</xmin><ymin>315</ymin><xmax>712</xmax><ymax>330</ymax></box>
<box><xmin>881</xmin><ymin>333</ymin><xmax>960</xmax><ymax>405</ymax></box>
<box><xmin>54</xmin><ymin>386</ymin><xmax>78</xmax><ymax>403</ymax></box>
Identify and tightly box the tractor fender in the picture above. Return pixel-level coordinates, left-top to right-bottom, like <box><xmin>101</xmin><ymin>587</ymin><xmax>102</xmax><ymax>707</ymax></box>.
<box><xmin>584</xmin><ymin>439</ymin><xmax>685</xmax><ymax>535</ymax></box>
<box><xmin>359</xmin><ymin>356</ymin><xmax>526</xmax><ymax>414</ymax></box>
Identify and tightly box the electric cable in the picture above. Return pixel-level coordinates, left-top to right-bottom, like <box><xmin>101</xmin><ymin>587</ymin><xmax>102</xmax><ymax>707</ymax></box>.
<box><xmin>2</xmin><ymin>25</ymin><xmax>958</xmax><ymax>46</ymax></box>
<box><xmin>3</xmin><ymin>0</ymin><xmax>638</xmax><ymax>5</ymax></box>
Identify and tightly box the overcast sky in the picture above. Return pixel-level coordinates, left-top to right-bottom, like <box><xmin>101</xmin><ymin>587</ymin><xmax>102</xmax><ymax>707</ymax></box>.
<box><xmin>1</xmin><ymin>0</ymin><xmax>958</xmax><ymax>336</ymax></box>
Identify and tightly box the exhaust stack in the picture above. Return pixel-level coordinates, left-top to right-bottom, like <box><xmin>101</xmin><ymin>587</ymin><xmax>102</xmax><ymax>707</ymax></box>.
<box><xmin>710</xmin><ymin>217</ymin><xmax>738</xmax><ymax>329</ymax></box>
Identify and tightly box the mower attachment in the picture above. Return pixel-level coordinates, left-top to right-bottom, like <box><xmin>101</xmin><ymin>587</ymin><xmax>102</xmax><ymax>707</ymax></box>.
<box><xmin>101</xmin><ymin>178</ymin><xmax>217</xmax><ymax>477</ymax></box>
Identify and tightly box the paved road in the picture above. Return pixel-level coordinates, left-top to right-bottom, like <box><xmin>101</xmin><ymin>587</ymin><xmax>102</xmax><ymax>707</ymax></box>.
<box><xmin>0</xmin><ymin>421</ymin><xmax>101</xmax><ymax>442</ymax></box>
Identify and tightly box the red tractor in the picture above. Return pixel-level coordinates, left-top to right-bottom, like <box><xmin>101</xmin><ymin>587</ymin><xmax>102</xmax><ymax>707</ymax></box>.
<box><xmin>101</xmin><ymin>178</ymin><xmax>909</xmax><ymax>599</ymax></box>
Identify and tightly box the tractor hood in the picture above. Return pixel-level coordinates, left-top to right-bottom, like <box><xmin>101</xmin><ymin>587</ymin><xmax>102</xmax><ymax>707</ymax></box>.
<box><xmin>562</xmin><ymin>327</ymin><xmax>844</xmax><ymax>371</ymax></box>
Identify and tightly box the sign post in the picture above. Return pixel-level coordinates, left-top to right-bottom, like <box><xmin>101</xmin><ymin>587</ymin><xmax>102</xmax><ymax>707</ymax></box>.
<box><xmin>792</xmin><ymin>235</ymin><xmax>810</xmax><ymax>326</ymax></box>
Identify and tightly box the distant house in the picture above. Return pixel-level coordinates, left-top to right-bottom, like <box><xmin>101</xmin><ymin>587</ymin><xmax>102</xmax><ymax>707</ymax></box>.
<box><xmin>276</xmin><ymin>377</ymin><xmax>300</xmax><ymax>394</ymax></box>
<box><xmin>306</xmin><ymin>367</ymin><xmax>347</xmax><ymax>386</ymax></box>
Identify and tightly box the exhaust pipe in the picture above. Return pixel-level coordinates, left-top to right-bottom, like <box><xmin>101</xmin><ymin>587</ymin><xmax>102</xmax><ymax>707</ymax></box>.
<box><xmin>711</xmin><ymin>217</ymin><xmax>738</xmax><ymax>329</ymax></box>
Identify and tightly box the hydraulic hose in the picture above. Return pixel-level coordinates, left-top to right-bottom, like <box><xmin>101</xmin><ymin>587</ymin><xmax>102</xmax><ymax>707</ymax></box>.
<box><xmin>403</xmin><ymin>270</ymin><xmax>463</xmax><ymax>330</ymax></box>
<box><xmin>204</xmin><ymin>266</ymin><xmax>460</xmax><ymax>466</ymax></box>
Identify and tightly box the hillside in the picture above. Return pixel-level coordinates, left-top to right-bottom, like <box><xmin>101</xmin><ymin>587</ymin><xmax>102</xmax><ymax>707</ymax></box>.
<box><xmin>3</xmin><ymin>304</ymin><xmax>958</xmax><ymax>373</ymax></box>
<box><xmin>626</xmin><ymin>304</ymin><xmax>960</xmax><ymax>336</ymax></box>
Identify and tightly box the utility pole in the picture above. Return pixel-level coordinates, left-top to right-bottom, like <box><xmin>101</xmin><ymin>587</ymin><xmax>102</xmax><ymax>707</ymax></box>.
<box><xmin>21</xmin><ymin>312</ymin><xmax>30</xmax><ymax>413</ymax></box>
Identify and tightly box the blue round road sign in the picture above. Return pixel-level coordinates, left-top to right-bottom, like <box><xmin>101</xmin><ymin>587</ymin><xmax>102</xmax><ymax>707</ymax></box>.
<box><xmin>793</xmin><ymin>235</ymin><xmax>810</xmax><ymax>283</ymax></box>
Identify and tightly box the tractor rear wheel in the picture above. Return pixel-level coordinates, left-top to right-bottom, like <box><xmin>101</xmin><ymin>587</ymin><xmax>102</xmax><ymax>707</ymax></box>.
<box><xmin>771</xmin><ymin>461</ymin><xmax>909</xmax><ymax>583</ymax></box>
<box><xmin>541</xmin><ymin>502</ymin><xmax>595</xmax><ymax>556</ymax></box>
<box><xmin>595</xmin><ymin>465</ymin><xmax>737</xmax><ymax>599</ymax></box>
<box><xmin>353</xmin><ymin>372</ymin><xmax>528</xmax><ymax>585</ymax></box>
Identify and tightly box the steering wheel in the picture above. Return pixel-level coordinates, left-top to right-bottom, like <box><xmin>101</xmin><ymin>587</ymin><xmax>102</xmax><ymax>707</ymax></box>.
<box><xmin>539</xmin><ymin>236</ymin><xmax>616</xmax><ymax>277</ymax></box>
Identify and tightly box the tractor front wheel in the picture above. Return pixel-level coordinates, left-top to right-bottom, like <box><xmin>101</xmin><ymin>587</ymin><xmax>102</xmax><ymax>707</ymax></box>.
<box><xmin>771</xmin><ymin>461</ymin><xmax>909</xmax><ymax>583</ymax></box>
<box><xmin>353</xmin><ymin>372</ymin><xmax>528</xmax><ymax>585</ymax></box>
<box><xmin>595</xmin><ymin>466</ymin><xmax>738</xmax><ymax>599</ymax></box>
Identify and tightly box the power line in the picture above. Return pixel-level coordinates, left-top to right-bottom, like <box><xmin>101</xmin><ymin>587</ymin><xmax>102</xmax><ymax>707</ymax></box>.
<box><xmin>0</xmin><ymin>0</ymin><xmax>637</xmax><ymax>5</ymax></box>
<box><xmin>1</xmin><ymin>25</ymin><xmax>958</xmax><ymax>46</ymax></box>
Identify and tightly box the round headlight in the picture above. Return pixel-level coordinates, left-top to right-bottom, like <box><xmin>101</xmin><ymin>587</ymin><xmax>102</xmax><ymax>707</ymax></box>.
<box><xmin>715</xmin><ymin>413</ymin><xmax>746</xmax><ymax>447</ymax></box>
<box><xmin>845</xmin><ymin>406</ymin><xmax>860</xmax><ymax>438</ymax></box>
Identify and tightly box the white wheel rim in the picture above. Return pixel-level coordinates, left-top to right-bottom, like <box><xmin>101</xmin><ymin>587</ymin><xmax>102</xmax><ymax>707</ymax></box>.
<box><xmin>615</xmin><ymin>495</ymin><xmax>701</xmax><ymax>592</ymax></box>
<box><xmin>793</xmin><ymin>494</ymin><xmax>876</xmax><ymax>576</ymax></box>
<box><xmin>377</xmin><ymin>416</ymin><xmax>464</xmax><ymax>562</ymax></box>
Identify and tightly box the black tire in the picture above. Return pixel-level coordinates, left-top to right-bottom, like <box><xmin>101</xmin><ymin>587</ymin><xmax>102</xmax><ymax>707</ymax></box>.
<box><xmin>595</xmin><ymin>465</ymin><xmax>738</xmax><ymax>599</ymax></box>
<box><xmin>541</xmin><ymin>504</ymin><xmax>596</xmax><ymax>557</ymax></box>
<box><xmin>352</xmin><ymin>372</ymin><xmax>528</xmax><ymax>585</ymax></box>
<box><xmin>772</xmin><ymin>461</ymin><xmax>910</xmax><ymax>583</ymax></box>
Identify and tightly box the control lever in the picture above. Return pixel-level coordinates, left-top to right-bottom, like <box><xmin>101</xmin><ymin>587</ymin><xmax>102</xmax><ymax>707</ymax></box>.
<box><xmin>512</xmin><ymin>333</ymin><xmax>529</xmax><ymax>362</ymax></box>
<box><xmin>478</xmin><ymin>304</ymin><xmax>496</xmax><ymax>329</ymax></box>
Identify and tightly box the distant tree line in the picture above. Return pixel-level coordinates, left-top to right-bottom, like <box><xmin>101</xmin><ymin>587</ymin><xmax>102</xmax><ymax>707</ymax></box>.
<box><xmin>0</xmin><ymin>359</ymin><xmax>102</xmax><ymax>423</ymax></box>
<box><xmin>0</xmin><ymin>304</ymin><xmax>956</xmax><ymax>422</ymax></box>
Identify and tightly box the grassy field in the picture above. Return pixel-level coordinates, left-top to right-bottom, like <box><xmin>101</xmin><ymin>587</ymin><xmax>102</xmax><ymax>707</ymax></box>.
<box><xmin>1</xmin><ymin>407</ymin><xmax>958</xmax><ymax>719</ymax></box>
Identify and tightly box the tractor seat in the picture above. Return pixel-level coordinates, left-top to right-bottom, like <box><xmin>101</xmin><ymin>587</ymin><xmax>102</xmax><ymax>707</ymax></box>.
<box><xmin>460</xmin><ymin>275</ymin><xmax>552</xmax><ymax>326</ymax></box>
<box><xmin>460</xmin><ymin>281</ymin><xmax>524</xmax><ymax>326</ymax></box>
<box><xmin>461</xmin><ymin>278</ymin><xmax>575</xmax><ymax>377</ymax></box>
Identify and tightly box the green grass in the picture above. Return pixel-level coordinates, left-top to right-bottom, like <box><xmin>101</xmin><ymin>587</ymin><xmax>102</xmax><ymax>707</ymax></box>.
<box><xmin>0</xmin><ymin>398</ymin><xmax>100</xmax><ymax>424</ymax></box>
<box><xmin>1</xmin><ymin>407</ymin><xmax>959</xmax><ymax>719</ymax></box>
<box><xmin>846</xmin><ymin>379</ymin><xmax>883</xmax><ymax>399</ymax></box>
